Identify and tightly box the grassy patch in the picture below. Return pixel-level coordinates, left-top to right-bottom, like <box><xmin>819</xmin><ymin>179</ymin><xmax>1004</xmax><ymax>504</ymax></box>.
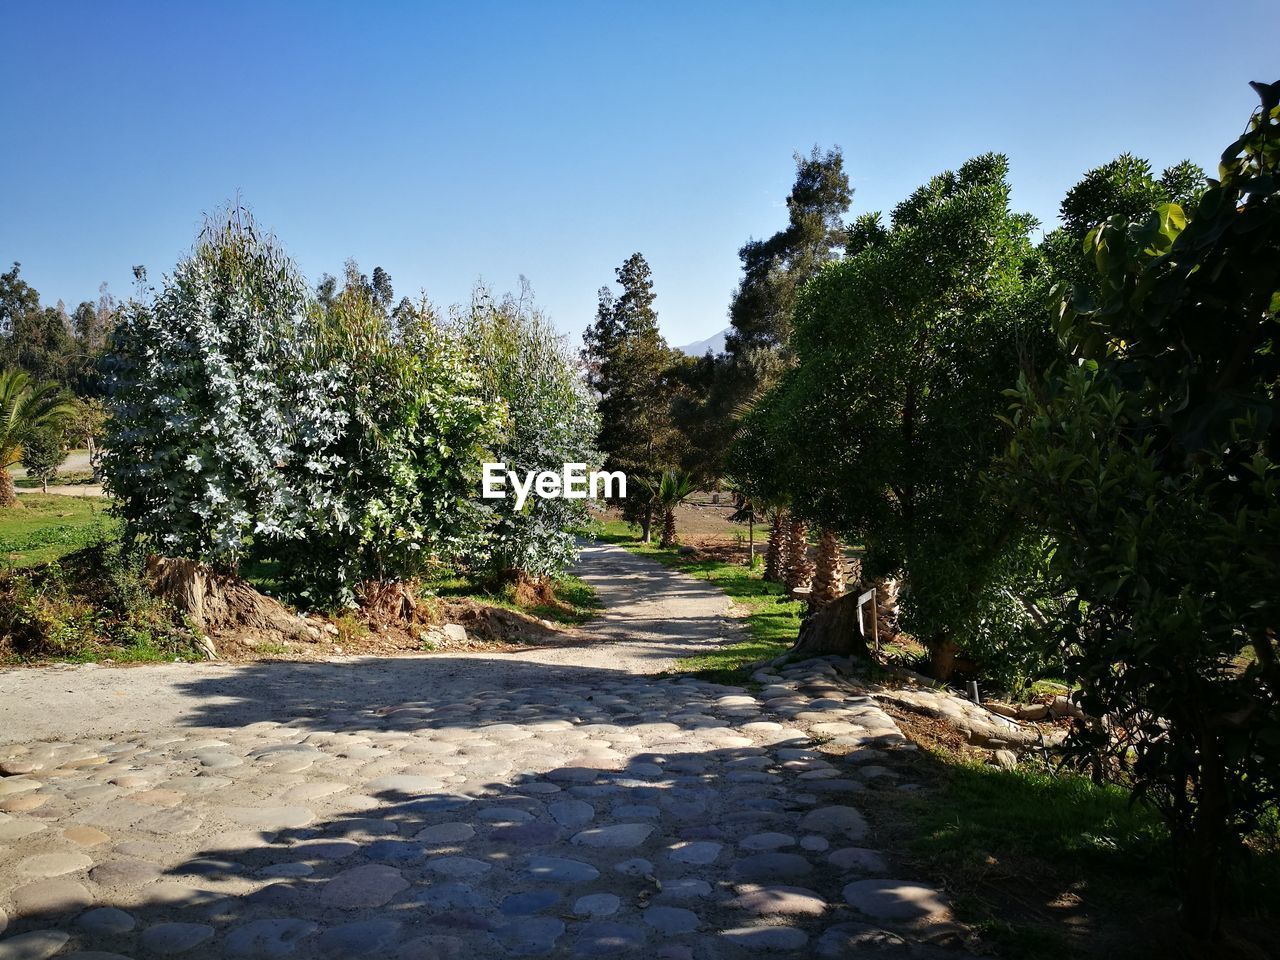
<box><xmin>423</xmin><ymin>571</ymin><xmax>603</xmax><ymax>626</ymax></box>
<box><xmin>875</xmin><ymin>747</ymin><xmax>1280</xmax><ymax>957</ymax></box>
<box><xmin>14</xmin><ymin>471</ymin><xmax>96</xmax><ymax>489</ymax></box>
<box><xmin>0</xmin><ymin>539</ymin><xmax>203</xmax><ymax>665</ymax></box>
<box><xmin>1</xmin><ymin>495</ymin><xmax>118</xmax><ymax>569</ymax></box>
<box><xmin>594</xmin><ymin>517</ymin><xmax>803</xmax><ymax>682</ymax></box>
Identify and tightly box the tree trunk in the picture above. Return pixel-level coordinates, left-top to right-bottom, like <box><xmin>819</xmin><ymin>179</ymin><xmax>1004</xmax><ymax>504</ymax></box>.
<box><xmin>928</xmin><ymin>638</ymin><xmax>959</xmax><ymax>681</ymax></box>
<box><xmin>810</xmin><ymin>528</ymin><xmax>845</xmax><ymax>610</ymax></box>
<box><xmin>660</xmin><ymin>508</ymin><xmax>677</xmax><ymax>547</ymax></box>
<box><xmin>747</xmin><ymin>515</ymin><xmax>755</xmax><ymax>567</ymax></box>
<box><xmin>640</xmin><ymin>502</ymin><xmax>653</xmax><ymax>543</ymax></box>
<box><xmin>0</xmin><ymin>468</ymin><xmax>20</xmax><ymax>508</ymax></box>
<box><xmin>1178</xmin><ymin>727</ymin><xmax>1228</xmax><ymax>942</ymax></box>
<box><xmin>764</xmin><ymin>509</ymin><xmax>788</xmax><ymax>582</ymax></box>
<box><xmin>792</xmin><ymin>588</ymin><xmax>872</xmax><ymax>657</ymax></box>
<box><xmin>41</xmin><ymin>476</ymin><xmax>49</xmax><ymax>494</ymax></box>
<box><xmin>784</xmin><ymin>518</ymin><xmax>814</xmax><ymax>592</ymax></box>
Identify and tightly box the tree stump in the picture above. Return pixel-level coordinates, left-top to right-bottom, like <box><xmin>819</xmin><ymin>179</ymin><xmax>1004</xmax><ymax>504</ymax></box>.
<box><xmin>791</xmin><ymin>588</ymin><xmax>872</xmax><ymax>657</ymax></box>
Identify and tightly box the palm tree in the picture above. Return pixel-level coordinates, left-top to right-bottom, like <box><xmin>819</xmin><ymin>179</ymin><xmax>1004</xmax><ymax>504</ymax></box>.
<box><xmin>0</xmin><ymin>369</ymin><xmax>75</xmax><ymax>508</ymax></box>
<box><xmin>783</xmin><ymin>515</ymin><xmax>814</xmax><ymax>592</ymax></box>
<box><xmin>809</xmin><ymin>527</ymin><xmax>846</xmax><ymax>610</ymax></box>
<box><xmin>764</xmin><ymin>506</ymin><xmax>789</xmax><ymax>582</ymax></box>
<box><xmin>652</xmin><ymin>469</ymin><xmax>696</xmax><ymax>548</ymax></box>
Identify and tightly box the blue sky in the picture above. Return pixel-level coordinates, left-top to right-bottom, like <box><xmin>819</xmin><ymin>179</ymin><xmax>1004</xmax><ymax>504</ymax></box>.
<box><xmin>3</xmin><ymin>1</ymin><xmax>1276</xmax><ymax>347</ymax></box>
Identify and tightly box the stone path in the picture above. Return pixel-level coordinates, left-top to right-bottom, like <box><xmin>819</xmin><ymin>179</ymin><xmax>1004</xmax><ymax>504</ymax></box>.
<box><xmin>0</xmin><ymin>543</ymin><xmax>960</xmax><ymax>958</ymax></box>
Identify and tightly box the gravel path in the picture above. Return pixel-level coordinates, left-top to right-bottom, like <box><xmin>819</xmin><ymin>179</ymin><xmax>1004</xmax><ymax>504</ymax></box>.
<box><xmin>0</xmin><ymin>542</ymin><xmax>959</xmax><ymax>958</ymax></box>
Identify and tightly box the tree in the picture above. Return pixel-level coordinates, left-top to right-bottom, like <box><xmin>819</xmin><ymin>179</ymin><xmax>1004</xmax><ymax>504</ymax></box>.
<box><xmin>736</xmin><ymin>154</ymin><xmax>1046</xmax><ymax>678</ymax></box>
<box><xmin>998</xmin><ymin>82</ymin><xmax>1280</xmax><ymax>943</ymax></box>
<box><xmin>725</xmin><ymin>146</ymin><xmax>853</xmax><ymax>359</ymax></box>
<box><xmin>265</xmin><ymin>279</ymin><xmax>500</xmax><ymax>607</ymax></box>
<box><xmin>66</xmin><ymin>397</ymin><xmax>107</xmax><ymax>464</ymax></box>
<box><xmin>20</xmin><ymin>425</ymin><xmax>68</xmax><ymax>493</ymax></box>
<box><xmin>582</xmin><ymin>253</ymin><xmax>683</xmax><ymax>541</ymax></box>
<box><xmin>103</xmin><ymin>208</ymin><xmax>310</xmax><ymax>567</ymax></box>
<box><xmin>638</xmin><ymin>469</ymin><xmax>695</xmax><ymax>548</ymax></box>
<box><xmin>0</xmin><ymin>369</ymin><xmax>74</xmax><ymax>507</ymax></box>
<box><xmin>455</xmin><ymin>281</ymin><xmax>600</xmax><ymax>586</ymax></box>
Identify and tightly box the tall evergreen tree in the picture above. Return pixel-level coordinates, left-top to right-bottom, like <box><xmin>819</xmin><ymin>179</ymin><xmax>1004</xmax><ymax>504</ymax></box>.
<box><xmin>724</xmin><ymin>146</ymin><xmax>852</xmax><ymax>362</ymax></box>
<box><xmin>582</xmin><ymin>253</ymin><xmax>682</xmax><ymax>540</ymax></box>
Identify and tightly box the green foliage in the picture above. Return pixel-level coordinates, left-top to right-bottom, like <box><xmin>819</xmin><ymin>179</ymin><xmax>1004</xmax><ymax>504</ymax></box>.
<box><xmin>998</xmin><ymin>82</ymin><xmax>1280</xmax><ymax>939</ymax></box>
<box><xmin>266</xmin><ymin>279</ymin><xmax>500</xmax><ymax>606</ymax></box>
<box><xmin>0</xmin><ymin>538</ymin><xmax>200</xmax><ymax>662</ymax></box>
<box><xmin>0</xmin><ymin>368</ymin><xmax>75</xmax><ymax>504</ymax></box>
<box><xmin>454</xmin><ymin>281</ymin><xmax>600</xmax><ymax>581</ymax></box>
<box><xmin>734</xmin><ymin>153</ymin><xmax>1051</xmax><ymax>681</ymax></box>
<box><xmin>582</xmin><ymin>253</ymin><xmax>683</xmax><ymax>536</ymax></box>
<box><xmin>19</xmin><ymin>425</ymin><xmax>69</xmax><ymax>490</ymax></box>
<box><xmin>103</xmin><ymin>209</ymin><xmax>309</xmax><ymax>566</ymax></box>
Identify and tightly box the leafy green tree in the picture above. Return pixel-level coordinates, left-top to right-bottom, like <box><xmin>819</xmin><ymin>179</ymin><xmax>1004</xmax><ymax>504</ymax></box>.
<box><xmin>582</xmin><ymin>253</ymin><xmax>682</xmax><ymax>541</ymax></box>
<box><xmin>20</xmin><ymin>424</ymin><xmax>68</xmax><ymax>493</ymax></box>
<box><xmin>737</xmin><ymin>154</ymin><xmax>1047</xmax><ymax>680</ymax></box>
<box><xmin>454</xmin><ymin>281</ymin><xmax>600</xmax><ymax>584</ymax></box>
<box><xmin>103</xmin><ymin>209</ymin><xmax>311</xmax><ymax>567</ymax></box>
<box><xmin>0</xmin><ymin>369</ymin><xmax>74</xmax><ymax>506</ymax></box>
<box><xmin>637</xmin><ymin>469</ymin><xmax>696</xmax><ymax>547</ymax></box>
<box><xmin>265</xmin><ymin>280</ymin><xmax>500</xmax><ymax>606</ymax></box>
<box><xmin>998</xmin><ymin>82</ymin><xmax>1280</xmax><ymax>942</ymax></box>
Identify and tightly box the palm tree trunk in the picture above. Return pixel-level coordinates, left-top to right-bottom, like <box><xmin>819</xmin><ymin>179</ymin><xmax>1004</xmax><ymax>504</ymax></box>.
<box><xmin>810</xmin><ymin>528</ymin><xmax>845</xmax><ymax>610</ymax></box>
<box><xmin>0</xmin><ymin>468</ymin><xmax>19</xmax><ymax>508</ymax></box>
<box><xmin>784</xmin><ymin>518</ymin><xmax>814</xmax><ymax>592</ymax></box>
<box><xmin>765</xmin><ymin>509</ymin><xmax>788</xmax><ymax>582</ymax></box>
<box><xmin>660</xmin><ymin>507</ymin><xmax>677</xmax><ymax>547</ymax></box>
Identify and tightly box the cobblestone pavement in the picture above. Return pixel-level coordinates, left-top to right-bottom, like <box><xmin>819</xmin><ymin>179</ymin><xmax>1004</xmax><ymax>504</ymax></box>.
<box><xmin>0</xmin><ymin>544</ymin><xmax>959</xmax><ymax>959</ymax></box>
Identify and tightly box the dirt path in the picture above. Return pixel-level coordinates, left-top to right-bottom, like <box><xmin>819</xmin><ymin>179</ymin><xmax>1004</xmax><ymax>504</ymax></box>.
<box><xmin>0</xmin><ymin>542</ymin><xmax>958</xmax><ymax>958</ymax></box>
<box><xmin>0</xmin><ymin>543</ymin><xmax>739</xmax><ymax>743</ymax></box>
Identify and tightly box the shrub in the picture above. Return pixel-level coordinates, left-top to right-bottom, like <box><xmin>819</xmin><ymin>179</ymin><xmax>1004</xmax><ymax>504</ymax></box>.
<box><xmin>454</xmin><ymin>283</ymin><xmax>600</xmax><ymax>583</ymax></box>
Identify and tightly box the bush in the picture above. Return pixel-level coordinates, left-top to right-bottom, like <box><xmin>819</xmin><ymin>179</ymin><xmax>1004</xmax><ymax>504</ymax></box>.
<box><xmin>453</xmin><ymin>283</ymin><xmax>600</xmax><ymax>583</ymax></box>
<box><xmin>0</xmin><ymin>539</ymin><xmax>199</xmax><ymax>661</ymax></box>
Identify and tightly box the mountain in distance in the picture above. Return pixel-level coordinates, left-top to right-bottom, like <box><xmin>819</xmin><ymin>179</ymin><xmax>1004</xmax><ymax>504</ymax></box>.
<box><xmin>674</xmin><ymin>327</ymin><xmax>730</xmax><ymax>356</ymax></box>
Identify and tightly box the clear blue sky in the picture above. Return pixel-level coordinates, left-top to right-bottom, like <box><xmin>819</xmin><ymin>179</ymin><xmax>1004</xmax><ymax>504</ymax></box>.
<box><xmin>3</xmin><ymin>1</ymin><xmax>1276</xmax><ymax>347</ymax></box>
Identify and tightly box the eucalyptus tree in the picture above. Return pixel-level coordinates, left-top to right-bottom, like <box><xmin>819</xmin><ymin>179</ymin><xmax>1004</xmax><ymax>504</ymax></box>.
<box><xmin>455</xmin><ymin>281</ymin><xmax>600</xmax><ymax>585</ymax></box>
<box><xmin>103</xmin><ymin>209</ymin><xmax>310</xmax><ymax>566</ymax></box>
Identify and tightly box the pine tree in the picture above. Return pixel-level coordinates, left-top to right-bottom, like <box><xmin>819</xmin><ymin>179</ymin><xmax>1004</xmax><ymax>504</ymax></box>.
<box><xmin>582</xmin><ymin>253</ymin><xmax>682</xmax><ymax>541</ymax></box>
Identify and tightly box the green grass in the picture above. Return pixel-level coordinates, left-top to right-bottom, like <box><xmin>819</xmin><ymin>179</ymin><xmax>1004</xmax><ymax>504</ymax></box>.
<box><xmin>595</xmin><ymin>517</ymin><xmax>803</xmax><ymax>682</ymax></box>
<box><xmin>423</xmin><ymin>571</ymin><xmax>603</xmax><ymax>626</ymax></box>
<box><xmin>1</xmin><ymin>495</ymin><xmax>118</xmax><ymax>569</ymax></box>
<box><xmin>14</xmin><ymin>471</ymin><xmax>96</xmax><ymax>489</ymax></box>
<box><xmin>887</xmin><ymin>753</ymin><xmax>1280</xmax><ymax>958</ymax></box>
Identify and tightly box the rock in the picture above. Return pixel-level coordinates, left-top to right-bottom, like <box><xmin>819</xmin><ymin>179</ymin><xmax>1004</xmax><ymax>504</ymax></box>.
<box><xmin>828</xmin><ymin>847</ymin><xmax>888</xmax><ymax>873</ymax></box>
<box><xmin>641</xmin><ymin>906</ymin><xmax>699</xmax><ymax>934</ymax></box>
<box><xmin>90</xmin><ymin>857</ymin><xmax>163</xmax><ymax>886</ymax></box>
<box><xmin>573</xmin><ymin>894</ymin><xmax>620</xmax><ymax>917</ymax></box>
<box><xmin>75</xmin><ymin>908</ymin><xmax>137</xmax><ymax>937</ymax></box>
<box><xmin>321</xmin><ymin>864</ymin><xmax>409</xmax><ymax>907</ymax></box>
<box><xmin>139</xmin><ymin>922</ymin><xmax>215</xmax><ymax>955</ymax></box>
<box><xmin>548</xmin><ymin>799</ymin><xmax>595</xmax><ymax>828</ymax></box>
<box><xmin>313</xmin><ymin>920</ymin><xmax>401</xmax><ymax>957</ymax></box>
<box><xmin>570</xmin><ymin>823</ymin><xmax>653</xmax><ymax>848</ymax></box>
<box><xmin>490</xmin><ymin>917</ymin><xmax>564</xmax><ymax>956</ymax></box>
<box><xmin>63</xmin><ymin>826</ymin><xmax>110</xmax><ymax>847</ymax></box>
<box><xmin>224</xmin><ymin>918</ymin><xmax>319</xmax><ymax>957</ymax></box>
<box><xmin>990</xmin><ymin>749</ymin><xmax>1018</xmax><ymax>770</ymax></box>
<box><xmin>571</xmin><ymin>921</ymin><xmax>647</xmax><ymax>955</ymax></box>
<box><xmin>501</xmin><ymin>891</ymin><xmax>561</xmax><ymax>916</ymax></box>
<box><xmin>732</xmin><ymin>852</ymin><xmax>813</xmax><ymax>881</ymax></box>
<box><xmin>0</xmin><ymin>931</ymin><xmax>70</xmax><ymax>960</ymax></box>
<box><xmin>18</xmin><ymin>853</ymin><xmax>92</xmax><ymax>878</ymax></box>
<box><xmin>525</xmin><ymin>856</ymin><xmax>599</xmax><ymax>884</ymax></box>
<box><xmin>799</xmin><ymin>805</ymin><xmax>868</xmax><ymax>839</ymax></box>
<box><xmin>442</xmin><ymin>624</ymin><xmax>468</xmax><ymax>643</ymax></box>
<box><xmin>666</xmin><ymin>840</ymin><xmax>721</xmax><ymax>864</ymax></box>
<box><xmin>426</xmin><ymin>856</ymin><xmax>492</xmax><ymax>878</ymax></box>
<box><xmin>842</xmin><ymin>879</ymin><xmax>950</xmax><ymax>923</ymax></box>
<box><xmin>738</xmin><ymin>831</ymin><xmax>794</xmax><ymax>850</ymax></box>
<box><xmin>728</xmin><ymin>885</ymin><xmax>827</xmax><ymax>916</ymax></box>
<box><xmin>416</xmin><ymin>822</ymin><xmax>476</xmax><ymax>843</ymax></box>
<box><xmin>719</xmin><ymin>927</ymin><xmax>809</xmax><ymax>950</ymax></box>
<box><xmin>12</xmin><ymin>879</ymin><xmax>93</xmax><ymax>916</ymax></box>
